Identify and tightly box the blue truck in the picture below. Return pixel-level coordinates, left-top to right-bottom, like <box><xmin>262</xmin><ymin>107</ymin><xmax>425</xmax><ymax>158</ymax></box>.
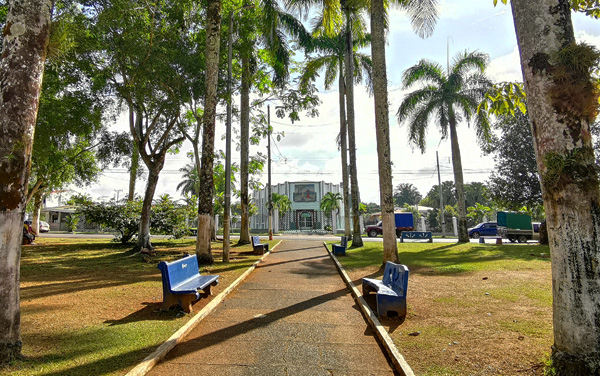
<box><xmin>365</xmin><ymin>212</ymin><xmax>414</xmax><ymax>238</ymax></box>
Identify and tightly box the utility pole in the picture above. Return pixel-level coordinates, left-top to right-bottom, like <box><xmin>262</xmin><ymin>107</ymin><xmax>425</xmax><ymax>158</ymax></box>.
<box><xmin>437</xmin><ymin>151</ymin><xmax>445</xmax><ymax>237</ymax></box>
<box><xmin>268</xmin><ymin>105</ymin><xmax>273</xmax><ymax>240</ymax></box>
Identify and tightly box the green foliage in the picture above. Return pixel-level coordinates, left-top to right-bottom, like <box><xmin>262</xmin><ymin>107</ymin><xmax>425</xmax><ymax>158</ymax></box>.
<box><xmin>362</xmin><ymin>202</ymin><xmax>381</xmax><ymax>215</ymax></box>
<box><xmin>64</xmin><ymin>214</ymin><xmax>80</xmax><ymax>233</ymax></box>
<box><xmin>403</xmin><ymin>203</ymin><xmax>421</xmax><ymax>220</ymax></box>
<box><xmin>467</xmin><ymin>203</ymin><xmax>494</xmax><ymax>225</ymax></box>
<box><xmin>393</xmin><ymin>183</ymin><xmax>422</xmax><ymax>206</ymax></box>
<box><xmin>420</xmin><ymin>181</ymin><xmax>456</xmax><ymax>208</ymax></box>
<box><xmin>270</xmin><ymin>193</ymin><xmax>292</xmax><ymax>215</ymax></box>
<box><xmin>484</xmin><ymin>112</ymin><xmax>543</xmax><ymax>211</ymax></box>
<box><xmin>79</xmin><ymin>201</ymin><xmax>142</xmax><ymax>244</ymax></box>
<box><xmin>66</xmin><ymin>193</ymin><xmax>94</xmax><ymax>206</ymax></box>
<box><xmin>320</xmin><ymin>192</ymin><xmax>342</xmax><ymax>215</ymax></box>
<box><xmin>79</xmin><ymin>196</ymin><xmax>194</xmax><ymax>244</ymax></box>
<box><xmin>398</xmin><ymin>50</ymin><xmax>493</xmax><ymax>153</ymax></box>
<box><xmin>478</xmin><ymin>82</ymin><xmax>527</xmax><ymax>117</ymax></box>
<box><xmin>569</xmin><ymin>0</ymin><xmax>600</xmax><ymax>18</ymax></box>
<box><xmin>550</xmin><ymin>42</ymin><xmax>600</xmax><ymax>123</ymax></box>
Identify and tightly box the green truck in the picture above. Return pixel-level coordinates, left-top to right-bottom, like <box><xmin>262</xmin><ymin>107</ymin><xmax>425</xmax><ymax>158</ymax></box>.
<box><xmin>497</xmin><ymin>211</ymin><xmax>535</xmax><ymax>243</ymax></box>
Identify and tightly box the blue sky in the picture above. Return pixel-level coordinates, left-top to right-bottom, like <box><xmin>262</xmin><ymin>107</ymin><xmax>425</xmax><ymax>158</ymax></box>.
<box><xmin>61</xmin><ymin>1</ymin><xmax>600</xmax><ymax>205</ymax></box>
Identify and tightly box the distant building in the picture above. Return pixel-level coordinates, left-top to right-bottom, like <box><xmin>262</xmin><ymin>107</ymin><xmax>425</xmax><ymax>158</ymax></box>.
<box><xmin>251</xmin><ymin>181</ymin><xmax>345</xmax><ymax>233</ymax></box>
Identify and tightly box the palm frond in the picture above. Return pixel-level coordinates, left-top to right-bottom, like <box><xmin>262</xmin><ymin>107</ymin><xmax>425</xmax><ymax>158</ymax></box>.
<box><xmin>396</xmin><ymin>86</ymin><xmax>437</xmax><ymax>122</ymax></box>
<box><xmin>398</xmin><ymin>0</ymin><xmax>439</xmax><ymax>38</ymax></box>
<box><xmin>324</xmin><ymin>58</ymin><xmax>340</xmax><ymax>89</ymax></box>
<box><xmin>451</xmin><ymin>50</ymin><xmax>489</xmax><ymax>77</ymax></box>
<box><xmin>402</xmin><ymin>59</ymin><xmax>445</xmax><ymax>88</ymax></box>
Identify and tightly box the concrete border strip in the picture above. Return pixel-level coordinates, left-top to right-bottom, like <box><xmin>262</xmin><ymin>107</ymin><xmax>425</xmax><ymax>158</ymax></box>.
<box><xmin>126</xmin><ymin>240</ymin><xmax>282</xmax><ymax>376</ymax></box>
<box><xmin>323</xmin><ymin>242</ymin><xmax>415</xmax><ymax>376</ymax></box>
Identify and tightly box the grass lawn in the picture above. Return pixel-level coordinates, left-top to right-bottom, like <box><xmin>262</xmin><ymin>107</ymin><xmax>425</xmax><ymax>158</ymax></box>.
<box><xmin>1</xmin><ymin>237</ymin><xmax>275</xmax><ymax>376</ymax></box>
<box><xmin>336</xmin><ymin>241</ymin><xmax>553</xmax><ymax>376</ymax></box>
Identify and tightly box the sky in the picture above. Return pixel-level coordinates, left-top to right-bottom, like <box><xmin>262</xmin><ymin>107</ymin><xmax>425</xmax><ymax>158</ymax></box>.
<box><xmin>52</xmin><ymin>0</ymin><xmax>600</xmax><ymax>206</ymax></box>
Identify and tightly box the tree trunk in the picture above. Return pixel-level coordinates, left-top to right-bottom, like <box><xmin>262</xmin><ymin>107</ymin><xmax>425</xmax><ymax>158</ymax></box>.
<box><xmin>238</xmin><ymin>51</ymin><xmax>251</xmax><ymax>245</ymax></box>
<box><xmin>344</xmin><ymin>6</ymin><xmax>363</xmax><ymax>247</ymax></box>
<box><xmin>196</xmin><ymin>0</ymin><xmax>222</xmax><ymax>264</ymax></box>
<box><xmin>449</xmin><ymin>116</ymin><xmax>469</xmax><ymax>242</ymax></box>
<box><xmin>371</xmin><ymin>0</ymin><xmax>399</xmax><ymax>263</ymax></box>
<box><xmin>136</xmin><ymin>165</ymin><xmax>162</xmax><ymax>251</ymax></box>
<box><xmin>338</xmin><ymin>57</ymin><xmax>352</xmax><ymax>240</ymax></box>
<box><xmin>127</xmin><ymin>106</ymin><xmax>139</xmax><ymax>201</ymax></box>
<box><xmin>128</xmin><ymin>142</ymin><xmax>139</xmax><ymax>201</ymax></box>
<box><xmin>0</xmin><ymin>0</ymin><xmax>52</xmax><ymax>364</ymax></box>
<box><xmin>511</xmin><ymin>1</ymin><xmax>600</xmax><ymax>373</ymax></box>
<box><xmin>31</xmin><ymin>191</ymin><xmax>44</xmax><ymax>236</ymax></box>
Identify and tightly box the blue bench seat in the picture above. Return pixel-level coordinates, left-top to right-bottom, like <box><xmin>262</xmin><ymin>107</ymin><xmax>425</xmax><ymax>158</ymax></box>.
<box><xmin>362</xmin><ymin>262</ymin><xmax>409</xmax><ymax>319</ymax></box>
<box><xmin>251</xmin><ymin>236</ymin><xmax>268</xmax><ymax>255</ymax></box>
<box><xmin>331</xmin><ymin>236</ymin><xmax>347</xmax><ymax>256</ymax></box>
<box><xmin>158</xmin><ymin>254</ymin><xmax>219</xmax><ymax>313</ymax></box>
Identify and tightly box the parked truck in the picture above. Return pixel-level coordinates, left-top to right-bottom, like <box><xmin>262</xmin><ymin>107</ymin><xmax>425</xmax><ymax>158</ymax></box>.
<box><xmin>365</xmin><ymin>212</ymin><xmax>414</xmax><ymax>238</ymax></box>
<box><xmin>497</xmin><ymin>211</ymin><xmax>534</xmax><ymax>243</ymax></box>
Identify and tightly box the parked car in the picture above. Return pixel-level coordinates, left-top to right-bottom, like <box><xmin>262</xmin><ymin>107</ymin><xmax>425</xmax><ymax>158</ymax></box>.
<box><xmin>365</xmin><ymin>213</ymin><xmax>414</xmax><ymax>238</ymax></box>
<box><xmin>39</xmin><ymin>221</ymin><xmax>50</xmax><ymax>233</ymax></box>
<box><xmin>468</xmin><ymin>222</ymin><xmax>497</xmax><ymax>238</ymax></box>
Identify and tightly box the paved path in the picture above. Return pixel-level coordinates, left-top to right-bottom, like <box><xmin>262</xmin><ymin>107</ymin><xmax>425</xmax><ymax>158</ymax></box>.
<box><xmin>147</xmin><ymin>240</ymin><xmax>396</xmax><ymax>376</ymax></box>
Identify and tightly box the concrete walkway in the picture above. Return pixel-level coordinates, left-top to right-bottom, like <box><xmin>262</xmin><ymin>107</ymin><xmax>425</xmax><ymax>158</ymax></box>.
<box><xmin>147</xmin><ymin>240</ymin><xmax>397</xmax><ymax>376</ymax></box>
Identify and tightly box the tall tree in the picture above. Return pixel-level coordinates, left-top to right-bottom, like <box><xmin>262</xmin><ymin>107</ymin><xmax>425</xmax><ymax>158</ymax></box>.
<box><xmin>0</xmin><ymin>0</ymin><xmax>53</xmax><ymax>364</ymax></box>
<box><xmin>393</xmin><ymin>183</ymin><xmax>422</xmax><ymax>206</ymax></box>
<box><xmin>370</xmin><ymin>0</ymin><xmax>437</xmax><ymax>261</ymax></box>
<box><xmin>93</xmin><ymin>0</ymin><xmax>187</xmax><ymax>251</ymax></box>
<box><xmin>197</xmin><ymin>0</ymin><xmax>222</xmax><ymax>264</ymax></box>
<box><xmin>420</xmin><ymin>180</ymin><xmax>456</xmax><ymax>208</ymax></box>
<box><xmin>484</xmin><ymin>112</ymin><xmax>542</xmax><ymax>211</ymax></box>
<box><xmin>397</xmin><ymin>50</ymin><xmax>492</xmax><ymax>242</ymax></box>
<box><xmin>299</xmin><ymin>29</ymin><xmax>373</xmax><ymax>241</ymax></box>
<box><xmin>509</xmin><ymin>0</ymin><xmax>600</xmax><ymax>372</ymax></box>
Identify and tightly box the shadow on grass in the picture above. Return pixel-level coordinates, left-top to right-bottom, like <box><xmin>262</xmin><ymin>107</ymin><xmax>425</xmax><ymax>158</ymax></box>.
<box><xmin>340</xmin><ymin>242</ymin><xmax>551</xmax><ymax>276</ymax></box>
<box><xmin>104</xmin><ymin>302</ymin><xmax>181</xmax><ymax>326</ymax></box>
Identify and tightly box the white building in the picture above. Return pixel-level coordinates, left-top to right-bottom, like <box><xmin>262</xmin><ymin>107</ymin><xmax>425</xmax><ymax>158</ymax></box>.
<box><xmin>251</xmin><ymin>181</ymin><xmax>346</xmax><ymax>233</ymax></box>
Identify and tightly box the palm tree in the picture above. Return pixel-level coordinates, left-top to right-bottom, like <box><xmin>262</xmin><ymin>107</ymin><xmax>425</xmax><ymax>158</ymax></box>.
<box><xmin>299</xmin><ymin>29</ymin><xmax>372</xmax><ymax>242</ymax></box>
<box><xmin>237</xmin><ymin>1</ymin><xmax>311</xmax><ymax>246</ymax></box>
<box><xmin>270</xmin><ymin>193</ymin><xmax>292</xmax><ymax>221</ymax></box>
<box><xmin>320</xmin><ymin>192</ymin><xmax>342</xmax><ymax>228</ymax></box>
<box><xmin>196</xmin><ymin>0</ymin><xmax>222</xmax><ymax>264</ymax></box>
<box><xmin>177</xmin><ymin>163</ymin><xmax>200</xmax><ymax>197</ymax></box>
<box><xmin>397</xmin><ymin>50</ymin><xmax>492</xmax><ymax>242</ymax></box>
<box><xmin>369</xmin><ymin>0</ymin><xmax>437</xmax><ymax>262</ymax></box>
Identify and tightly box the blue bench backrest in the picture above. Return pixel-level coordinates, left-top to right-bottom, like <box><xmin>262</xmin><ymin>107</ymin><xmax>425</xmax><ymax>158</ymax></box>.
<box><xmin>340</xmin><ymin>236</ymin><xmax>347</xmax><ymax>247</ymax></box>
<box><xmin>382</xmin><ymin>262</ymin><xmax>409</xmax><ymax>295</ymax></box>
<box><xmin>252</xmin><ymin>236</ymin><xmax>260</xmax><ymax>245</ymax></box>
<box><xmin>158</xmin><ymin>254</ymin><xmax>199</xmax><ymax>288</ymax></box>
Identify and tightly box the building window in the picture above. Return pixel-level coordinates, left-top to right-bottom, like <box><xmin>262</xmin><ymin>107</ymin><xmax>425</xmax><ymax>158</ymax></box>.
<box><xmin>298</xmin><ymin>211</ymin><xmax>313</xmax><ymax>229</ymax></box>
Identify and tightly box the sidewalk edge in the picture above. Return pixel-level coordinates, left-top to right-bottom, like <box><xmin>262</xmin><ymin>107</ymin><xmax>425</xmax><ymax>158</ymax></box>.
<box><xmin>126</xmin><ymin>240</ymin><xmax>282</xmax><ymax>376</ymax></box>
<box><xmin>323</xmin><ymin>242</ymin><xmax>415</xmax><ymax>376</ymax></box>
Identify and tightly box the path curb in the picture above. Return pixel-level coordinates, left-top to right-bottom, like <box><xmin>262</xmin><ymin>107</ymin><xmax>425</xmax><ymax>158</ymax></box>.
<box><xmin>126</xmin><ymin>240</ymin><xmax>282</xmax><ymax>376</ymax></box>
<box><xmin>323</xmin><ymin>242</ymin><xmax>415</xmax><ymax>376</ymax></box>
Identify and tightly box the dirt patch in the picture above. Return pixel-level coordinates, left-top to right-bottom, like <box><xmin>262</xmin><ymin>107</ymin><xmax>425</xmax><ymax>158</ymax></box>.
<box><xmin>348</xmin><ymin>266</ymin><xmax>553</xmax><ymax>375</ymax></box>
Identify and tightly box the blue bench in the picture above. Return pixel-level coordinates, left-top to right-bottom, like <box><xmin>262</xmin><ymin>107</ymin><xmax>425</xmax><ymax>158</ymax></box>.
<box><xmin>331</xmin><ymin>236</ymin><xmax>347</xmax><ymax>256</ymax></box>
<box><xmin>158</xmin><ymin>254</ymin><xmax>219</xmax><ymax>313</ymax></box>
<box><xmin>362</xmin><ymin>262</ymin><xmax>409</xmax><ymax>319</ymax></box>
<box><xmin>251</xmin><ymin>236</ymin><xmax>269</xmax><ymax>255</ymax></box>
<box><xmin>479</xmin><ymin>236</ymin><xmax>503</xmax><ymax>244</ymax></box>
<box><xmin>400</xmin><ymin>231</ymin><xmax>433</xmax><ymax>243</ymax></box>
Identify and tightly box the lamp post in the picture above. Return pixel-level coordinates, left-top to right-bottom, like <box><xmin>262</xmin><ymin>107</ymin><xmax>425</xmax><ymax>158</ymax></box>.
<box><xmin>224</xmin><ymin>4</ymin><xmax>254</xmax><ymax>262</ymax></box>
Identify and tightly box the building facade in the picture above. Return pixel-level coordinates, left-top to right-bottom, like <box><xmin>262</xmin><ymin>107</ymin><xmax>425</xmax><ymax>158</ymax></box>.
<box><xmin>251</xmin><ymin>181</ymin><xmax>345</xmax><ymax>233</ymax></box>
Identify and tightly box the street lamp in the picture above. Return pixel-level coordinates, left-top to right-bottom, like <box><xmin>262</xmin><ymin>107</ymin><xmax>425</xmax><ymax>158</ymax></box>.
<box><xmin>224</xmin><ymin>3</ymin><xmax>255</xmax><ymax>263</ymax></box>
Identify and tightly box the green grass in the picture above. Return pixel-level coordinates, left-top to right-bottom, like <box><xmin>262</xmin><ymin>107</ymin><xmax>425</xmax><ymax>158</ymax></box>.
<box><xmin>337</xmin><ymin>241</ymin><xmax>550</xmax><ymax>275</ymax></box>
<box><xmin>3</xmin><ymin>237</ymin><xmax>272</xmax><ymax>376</ymax></box>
